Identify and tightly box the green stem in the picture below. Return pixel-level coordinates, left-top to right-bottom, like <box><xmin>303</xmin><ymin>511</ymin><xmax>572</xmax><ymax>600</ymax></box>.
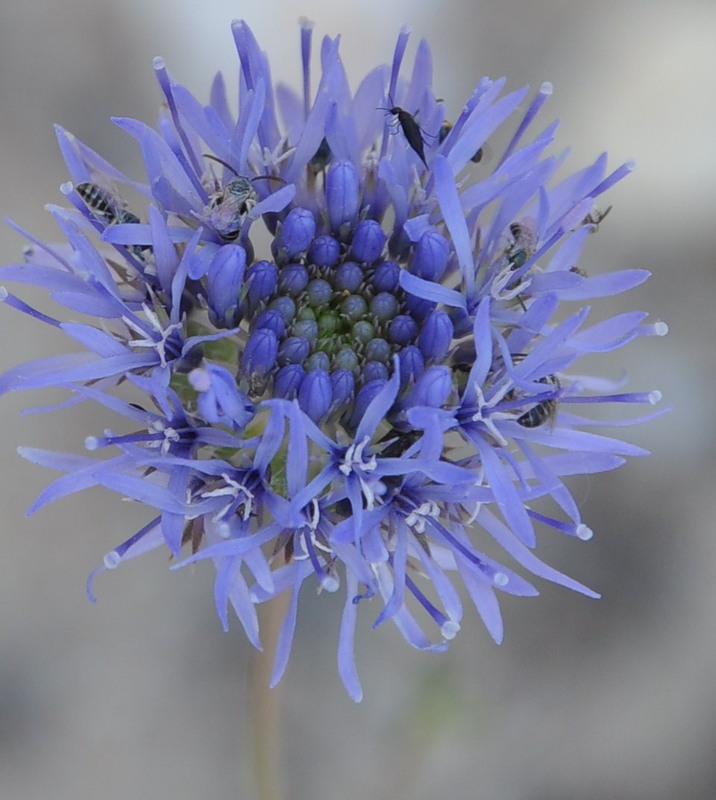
<box><xmin>251</xmin><ymin>593</ymin><xmax>289</xmax><ymax>800</ymax></box>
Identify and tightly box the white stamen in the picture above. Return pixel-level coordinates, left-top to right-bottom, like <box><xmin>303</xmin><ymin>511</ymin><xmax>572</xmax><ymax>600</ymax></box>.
<box><xmin>201</xmin><ymin>473</ymin><xmax>254</xmax><ymax>521</ymax></box>
<box><xmin>405</xmin><ymin>501</ymin><xmax>440</xmax><ymax>534</ymax></box>
<box><xmin>123</xmin><ymin>304</ymin><xmax>183</xmax><ymax>368</ymax></box>
<box><xmin>470</xmin><ymin>382</ymin><xmax>509</xmax><ymax>446</ymax></box>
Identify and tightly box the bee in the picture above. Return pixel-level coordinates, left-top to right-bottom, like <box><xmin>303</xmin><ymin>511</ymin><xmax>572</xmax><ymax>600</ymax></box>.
<box><xmin>379</xmin><ymin>101</ymin><xmax>429</xmax><ymax>168</ymax></box>
<box><xmin>308</xmin><ymin>137</ymin><xmax>332</xmax><ymax>175</ymax></box>
<box><xmin>204</xmin><ymin>155</ymin><xmax>284</xmax><ymax>241</ymax></box>
<box><xmin>438</xmin><ymin>120</ymin><xmax>453</xmax><ymax>144</ymax></box>
<box><xmin>76</xmin><ymin>182</ymin><xmax>150</xmax><ymax>261</ymax></box>
<box><xmin>439</xmin><ymin>120</ymin><xmax>484</xmax><ymax>163</ymax></box>
<box><xmin>76</xmin><ymin>182</ymin><xmax>141</xmax><ymax>227</ymax></box>
<box><xmin>583</xmin><ymin>205</ymin><xmax>612</xmax><ymax>233</ymax></box>
<box><xmin>516</xmin><ymin>375</ymin><xmax>560</xmax><ymax>428</ymax></box>
<box><xmin>506</xmin><ymin>219</ymin><xmax>538</xmax><ymax>271</ymax></box>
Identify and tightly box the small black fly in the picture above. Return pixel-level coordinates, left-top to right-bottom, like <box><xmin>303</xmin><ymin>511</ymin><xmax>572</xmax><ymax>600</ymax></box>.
<box><xmin>379</xmin><ymin>100</ymin><xmax>429</xmax><ymax>168</ymax></box>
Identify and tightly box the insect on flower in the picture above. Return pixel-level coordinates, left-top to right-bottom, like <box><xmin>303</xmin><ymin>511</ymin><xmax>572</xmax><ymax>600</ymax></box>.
<box><xmin>516</xmin><ymin>375</ymin><xmax>561</xmax><ymax>428</ymax></box>
<box><xmin>380</xmin><ymin>101</ymin><xmax>429</xmax><ymax>167</ymax></box>
<box><xmin>76</xmin><ymin>182</ymin><xmax>141</xmax><ymax>227</ymax></box>
<box><xmin>204</xmin><ymin>155</ymin><xmax>285</xmax><ymax>241</ymax></box>
<box><xmin>439</xmin><ymin>120</ymin><xmax>484</xmax><ymax>163</ymax></box>
<box><xmin>76</xmin><ymin>181</ymin><xmax>151</xmax><ymax>261</ymax></box>
<box><xmin>583</xmin><ymin>205</ymin><xmax>613</xmax><ymax>233</ymax></box>
<box><xmin>506</xmin><ymin>219</ymin><xmax>538</xmax><ymax>271</ymax></box>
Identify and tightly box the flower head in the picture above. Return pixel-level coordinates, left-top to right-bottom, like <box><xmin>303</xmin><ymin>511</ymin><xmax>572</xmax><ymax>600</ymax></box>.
<box><xmin>0</xmin><ymin>21</ymin><xmax>666</xmax><ymax>700</ymax></box>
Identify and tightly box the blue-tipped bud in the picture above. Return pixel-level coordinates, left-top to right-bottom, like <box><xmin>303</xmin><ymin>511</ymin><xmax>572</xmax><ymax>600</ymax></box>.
<box><xmin>240</xmin><ymin>328</ymin><xmax>278</xmax><ymax>378</ymax></box>
<box><xmin>351</xmin><ymin>320</ymin><xmax>375</xmax><ymax>344</ymax></box>
<box><xmin>350</xmin><ymin>378</ymin><xmax>387</xmax><ymax>428</ymax></box>
<box><xmin>334</xmin><ymin>261</ymin><xmax>364</xmax><ymax>292</ymax></box>
<box><xmin>406</xmin><ymin>365</ymin><xmax>453</xmax><ymax>408</ymax></box>
<box><xmin>269</xmin><ymin>295</ymin><xmax>296</xmax><ymax>324</ymax></box>
<box><xmin>326</xmin><ymin>161</ymin><xmax>360</xmax><ymax>237</ymax></box>
<box><xmin>291</xmin><ymin>319</ymin><xmax>318</xmax><ymax>343</ymax></box>
<box><xmin>340</xmin><ymin>294</ymin><xmax>368</xmax><ymax>322</ymax></box>
<box><xmin>334</xmin><ymin>347</ymin><xmax>360</xmax><ymax>373</ymax></box>
<box><xmin>278</xmin><ymin>263</ymin><xmax>309</xmax><ymax>296</ymax></box>
<box><xmin>404</xmin><ymin>293</ymin><xmax>436</xmax><ymax>322</ymax></box>
<box><xmin>350</xmin><ymin>219</ymin><xmax>386</xmax><ymax>264</ymax></box>
<box><xmin>371</xmin><ymin>260</ymin><xmax>401</xmax><ymax>292</ymax></box>
<box><xmin>418</xmin><ymin>310</ymin><xmax>453</xmax><ymax>361</ymax></box>
<box><xmin>298</xmin><ymin>368</ymin><xmax>333</xmax><ymax>422</ymax></box>
<box><xmin>398</xmin><ymin>345</ymin><xmax>425</xmax><ymax>385</ymax></box>
<box><xmin>246</xmin><ymin>260</ymin><xmax>278</xmax><ymax>309</ymax></box>
<box><xmin>410</xmin><ymin>229</ymin><xmax>450</xmax><ymax>281</ymax></box>
<box><xmin>369</xmin><ymin>292</ymin><xmax>398</xmax><ymax>323</ymax></box>
<box><xmin>206</xmin><ymin>244</ymin><xmax>246</xmax><ymax>328</ymax></box>
<box><xmin>278</xmin><ymin>335</ymin><xmax>311</xmax><ymax>365</ymax></box>
<box><xmin>363</xmin><ymin>361</ymin><xmax>389</xmax><ymax>382</ymax></box>
<box><xmin>189</xmin><ymin>364</ymin><xmax>255</xmax><ymax>427</ymax></box>
<box><xmin>364</xmin><ymin>337</ymin><xmax>391</xmax><ymax>363</ymax></box>
<box><xmin>330</xmin><ymin>369</ymin><xmax>355</xmax><ymax>409</ymax></box>
<box><xmin>305</xmin><ymin>351</ymin><xmax>331</xmax><ymax>372</ymax></box>
<box><xmin>253</xmin><ymin>309</ymin><xmax>286</xmax><ymax>338</ymax></box>
<box><xmin>274</xmin><ymin>364</ymin><xmax>305</xmax><ymax>399</ymax></box>
<box><xmin>308</xmin><ymin>234</ymin><xmax>341</xmax><ymax>267</ymax></box>
<box><xmin>388</xmin><ymin>314</ymin><xmax>418</xmax><ymax>346</ymax></box>
<box><xmin>306</xmin><ymin>278</ymin><xmax>332</xmax><ymax>307</ymax></box>
<box><xmin>272</xmin><ymin>207</ymin><xmax>316</xmax><ymax>265</ymax></box>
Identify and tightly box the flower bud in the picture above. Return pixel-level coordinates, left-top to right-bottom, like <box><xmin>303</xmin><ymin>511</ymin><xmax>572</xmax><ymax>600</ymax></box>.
<box><xmin>253</xmin><ymin>309</ymin><xmax>286</xmax><ymax>338</ymax></box>
<box><xmin>272</xmin><ymin>207</ymin><xmax>316</xmax><ymax>265</ymax></box>
<box><xmin>369</xmin><ymin>292</ymin><xmax>398</xmax><ymax>323</ymax></box>
<box><xmin>364</xmin><ymin>337</ymin><xmax>391</xmax><ymax>363</ymax></box>
<box><xmin>371</xmin><ymin>260</ymin><xmax>401</xmax><ymax>292</ymax></box>
<box><xmin>246</xmin><ymin>260</ymin><xmax>278</xmax><ymax>309</ymax></box>
<box><xmin>274</xmin><ymin>364</ymin><xmax>305</xmax><ymax>399</ymax></box>
<box><xmin>292</xmin><ymin>319</ymin><xmax>318</xmax><ymax>343</ymax></box>
<box><xmin>410</xmin><ymin>229</ymin><xmax>450</xmax><ymax>281</ymax></box>
<box><xmin>340</xmin><ymin>294</ymin><xmax>368</xmax><ymax>322</ymax></box>
<box><xmin>398</xmin><ymin>345</ymin><xmax>425</xmax><ymax>385</ymax></box>
<box><xmin>240</xmin><ymin>328</ymin><xmax>278</xmax><ymax>378</ymax></box>
<box><xmin>333</xmin><ymin>347</ymin><xmax>360</xmax><ymax>373</ymax></box>
<box><xmin>269</xmin><ymin>295</ymin><xmax>296</xmax><ymax>324</ymax></box>
<box><xmin>406</xmin><ymin>366</ymin><xmax>453</xmax><ymax>408</ymax></box>
<box><xmin>418</xmin><ymin>310</ymin><xmax>453</xmax><ymax>361</ymax></box>
<box><xmin>306</xmin><ymin>278</ymin><xmax>332</xmax><ymax>307</ymax></box>
<box><xmin>206</xmin><ymin>244</ymin><xmax>246</xmax><ymax>328</ymax></box>
<box><xmin>363</xmin><ymin>361</ymin><xmax>389</xmax><ymax>383</ymax></box>
<box><xmin>305</xmin><ymin>351</ymin><xmax>331</xmax><ymax>372</ymax></box>
<box><xmin>278</xmin><ymin>263</ymin><xmax>309</xmax><ymax>296</ymax></box>
<box><xmin>326</xmin><ymin>161</ymin><xmax>360</xmax><ymax>237</ymax></box>
<box><xmin>278</xmin><ymin>335</ymin><xmax>311</xmax><ymax>365</ymax></box>
<box><xmin>388</xmin><ymin>314</ymin><xmax>418</xmax><ymax>346</ymax></box>
<box><xmin>308</xmin><ymin>235</ymin><xmax>341</xmax><ymax>267</ymax></box>
<box><xmin>298</xmin><ymin>368</ymin><xmax>333</xmax><ymax>422</ymax></box>
<box><xmin>330</xmin><ymin>369</ymin><xmax>355</xmax><ymax>409</ymax></box>
<box><xmin>350</xmin><ymin>219</ymin><xmax>386</xmax><ymax>264</ymax></box>
<box><xmin>350</xmin><ymin>378</ymin><xmax>386</xmax><ymax>428</ymax></box>
<box><xmin>334</xmin><ymin>261</ymin><xmax>364</xmax><ymax>292</ymax></box>
<box><xmin>404</xmin><ymin>293</ymin><xmax>436</xmax><ymax>323</ymax></box>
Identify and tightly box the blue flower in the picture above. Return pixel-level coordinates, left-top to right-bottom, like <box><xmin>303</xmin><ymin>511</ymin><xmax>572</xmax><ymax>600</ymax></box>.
<box><xmin>0</xmin><ymin>20</ymin><xmax>666</xmax><ymax>701</ymax></box>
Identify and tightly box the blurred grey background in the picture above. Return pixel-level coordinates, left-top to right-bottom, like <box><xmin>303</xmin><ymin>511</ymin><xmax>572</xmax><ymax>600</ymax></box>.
<box><xmin>0</xmin><ymin>0</ymin><xmax>712</xmax><ymax>798</ymax></box>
